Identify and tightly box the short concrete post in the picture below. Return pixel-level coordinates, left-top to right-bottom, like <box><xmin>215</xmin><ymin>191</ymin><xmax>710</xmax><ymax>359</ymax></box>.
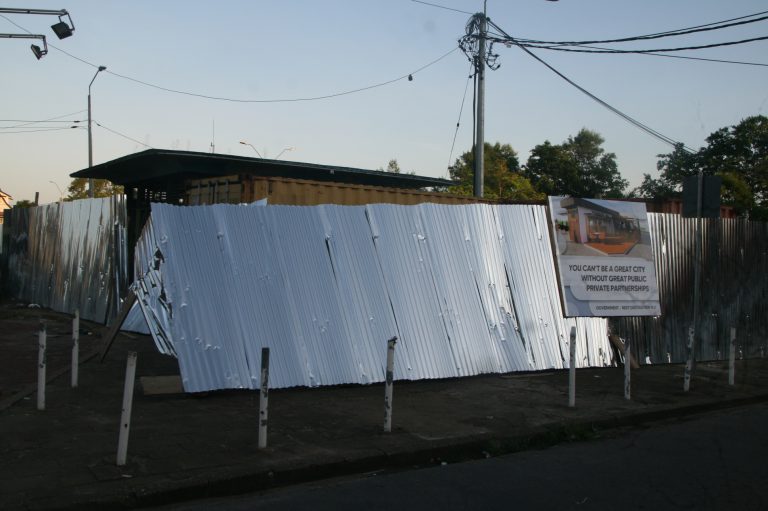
<box><xmin>37</xmin><ymin>321</ymin><xmax>47</xmax><ymax>411</ymax></box>
<box><xmin>71</xmin><ymin>310</ymin><xmax>80</xmax><ymax>388</ymax></box>
<box><xmin>568</xmin><ymin>327</ymin><xmax>576</xmax><ymax>408</ymax></box>
<box><xmin>684</xmin><ymin>325</ymin><xmax>694</xmax><ymax>392</ymax></box>
<box><xmin>258</xmin><ymin>347</ymin><xmax>270</xmax><ymax>449</ymax></box>
<box><xmin>624</xmin><ymin>336</ymin><xmax>631</xmax><ymax>400</ymax></box>
<box><xmin>728</xmin><ymin>327</ymin><xmax>736</xmax><ymax>386</ymax></box>
<box><xmin>117</xmin><ymin>351</ymin><xmax>138</xmax><ymax>466</ymax></box>
<box><xmin>383</xmin><ymin>336</ymin><xmax>398</xmax><ymax>432</ymax></box>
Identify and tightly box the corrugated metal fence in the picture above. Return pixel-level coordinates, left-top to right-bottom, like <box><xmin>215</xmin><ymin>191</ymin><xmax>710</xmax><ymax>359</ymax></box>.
<box><xmin>133</xmin><ymin>203</ymin><xmax>612</xmax><ymax>392</ymax></box>
<box><xmin>611</xmin><ymin>214</ymin><xmax>768</xmax><ymax>363</ymax></box>
<box><xmin>3</xmin><ymin>197</ymin><xmax>128</xmax><ymax>323</ymax></box>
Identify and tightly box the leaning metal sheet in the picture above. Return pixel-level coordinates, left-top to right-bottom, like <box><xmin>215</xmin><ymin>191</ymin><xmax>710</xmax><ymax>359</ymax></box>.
<box><xmin>5</xmin><ymin>197</ymin><xmax>127</xmax><ymax>323</ymax></box>
<box><xmin>133</xmin><ymin>202</ymin><xmax>613</xmax><ymax>392</ymax></box>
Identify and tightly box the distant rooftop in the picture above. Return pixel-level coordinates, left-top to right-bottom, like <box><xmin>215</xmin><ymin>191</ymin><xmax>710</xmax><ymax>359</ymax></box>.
<box><xmin>70</xmin><ymin>149</ymin><xmax>453</xmax><ymax>190</ymax></box>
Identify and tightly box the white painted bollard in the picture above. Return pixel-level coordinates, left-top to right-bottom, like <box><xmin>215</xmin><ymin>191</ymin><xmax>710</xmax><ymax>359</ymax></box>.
<box><xmin>71</xmin><ymin>310</ymin><xmax>80</xmax><ymax>388</ymax></box>
<box><xmin>383</xmin><ymin>336</ymin><xmax>398</xmax><ymax>432</ymax></box>
<box><xmin>568</xmin><ymin>327</ymin><xmax>576</xmax><ymax>408</ymax></box>
<box><xmin>258</xmin><ymin>347</ymin><xmax>270</xmax><ymax>449</ymax></box>
<box><xmin>37</xmin><ymin>321</ymin><xmax>47</xmax><ymax>411</ymax></box>
<box><xmin>624</xmin><ymin>336</ymin><xmax>631</xmax><ymax>400</ymax></box>
<box><xmin>728</xmin><ymin>327</ymin><xmax>736</xmax><ymax>386</ymax></box>
<box><xmin>116</xmin><ymin>351</ymin><xmax>138</xmax><ymax>466</ymax></box>
<box><xmin>684</xmin><ymin>326</ymin><xmax>694</xmax><ymax>392</ymax></box>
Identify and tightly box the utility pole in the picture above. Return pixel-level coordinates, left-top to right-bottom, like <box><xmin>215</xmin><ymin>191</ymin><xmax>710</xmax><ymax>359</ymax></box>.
<box><xmin>473</xmin><ymin>6</ymin><xmax>487</xmax><ymax>199</ymax></box>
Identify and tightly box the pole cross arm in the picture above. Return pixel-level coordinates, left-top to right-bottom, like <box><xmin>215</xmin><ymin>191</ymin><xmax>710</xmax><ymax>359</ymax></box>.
<box><xmin>0</xmin><ymin>33</ymin><xmax>48</xmax><ymax>58</ymax></box>
<box><xmin>0</xmin><ymin>8</ymin><xmax>75</xmax><ymax>39</ymax></box>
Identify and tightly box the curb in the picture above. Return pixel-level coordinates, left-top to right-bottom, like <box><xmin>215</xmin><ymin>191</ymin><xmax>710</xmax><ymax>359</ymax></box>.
<box><xmin>24</xmin><ymin>392</ymin><xmax>768</xmax><ymax>511</ymax></box>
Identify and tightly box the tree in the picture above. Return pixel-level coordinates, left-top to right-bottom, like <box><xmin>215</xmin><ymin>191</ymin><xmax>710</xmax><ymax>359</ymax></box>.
<box><xmin>633</xmin><ymin>116</ymin><xmax>768</xmax><ymax>218</ymax></box>
<box><xmin>66</xmin><ymin>178</ymin><xmax>123</xmax><ymax>200</ymax></box>
<box><xmin>12</xmin><ymin>199</ymin><xmax>35</xmax><ymax>208</ymax></box>
<box><xmin>448</xmin><ymin>142</ymin><xmax>544</xmax><ymax>201</ymax></box>
<box><xmin>523</xmin><ymin>128</ymin><xmax>628</xmax><ymax>198</ymax></box>
<box><xmin>384</xmin><ymin>159</ymin><xmax>401</xmax><ymax>173</ymax></box>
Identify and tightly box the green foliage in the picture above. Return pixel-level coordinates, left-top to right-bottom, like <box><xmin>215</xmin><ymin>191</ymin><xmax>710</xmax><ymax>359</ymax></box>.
<box><xmin>66</xmin><ymin>178</ymin><xmax>123</xmax><ymax>200</ymax></box>
<box><xmin>634</xmin><ymin>116</ymin><xmax>768</xmax><ymax>219</ymax></box>
<box><xmin>448</xmin><ymin>142</ymin><xmax>545</xmax><ymax>201</ymax></box>
<box><xmin>12</xmin><ymin>199</ymin><xmax>35</xmax><ymax>208</ymax></box>
<box><xmin>523</xmin><ymin>129</ymin><xmax>628</xmax><ymax>198</ymax></box>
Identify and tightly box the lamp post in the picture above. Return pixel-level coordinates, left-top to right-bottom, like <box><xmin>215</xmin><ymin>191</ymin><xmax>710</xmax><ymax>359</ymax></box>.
<box><xmin>49</xmin><ymin>180</ymin><xmax>64</xmax><ymax>202</ymax></box>
<box><xmin>87</xmin><ymin>65</ymin><xmax>106</xmax><ymax>198</ymax></box>
<box><xmin>275</xmin><ymin>147</ymin><xmax>295</xmax><ymax>160</ymax></box>
<box><xmin>239</xmin><ymin>140</ymin><xmax>263</xmax><ymax>158</ymax></box>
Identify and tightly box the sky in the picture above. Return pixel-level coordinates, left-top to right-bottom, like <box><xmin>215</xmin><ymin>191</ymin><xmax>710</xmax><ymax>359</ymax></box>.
<box><xmin>1</xmin><ymin>0</ymin><xmax>766</xmax><ymax>205</ymax></box>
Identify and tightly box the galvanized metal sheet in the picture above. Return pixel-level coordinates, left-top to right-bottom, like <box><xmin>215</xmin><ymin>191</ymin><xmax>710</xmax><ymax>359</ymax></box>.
<box><xmin>132</xmin><ymin>202</ymin><xmax>614</xmax><ymax>392</ymax></box>
<box><xmin>5</xmin><ymin>197</ymin><xmax>127</xmax><ymax>323</ymax></box>
<box><xmin>611</xmin><ymin>214</ymin><xmax>768</xmax><ymax>363</ymax></box>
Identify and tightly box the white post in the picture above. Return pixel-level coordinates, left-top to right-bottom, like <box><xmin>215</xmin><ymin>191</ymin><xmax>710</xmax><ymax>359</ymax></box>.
<box><xmin>728</xmin><ymin>327</ymin><xmax>736</xmax><ymax>386</ymax></box>
<box><xmin>116</xmin><ymin>351</ymin><xmax>138</xmax><ymax>466</ymax></box>
<box><xmin>383</xmin><ymin>336</ymin><xmax>398</xmax><ymax>432</ymax></box>
<box><xmin>258</xmin><ymin>347</ymin><xmax>270</xmax><ymax>449</ymax></box>
<box><xmin>684</xmin><ymin>325</ymin><xmax>694</xmax><ymax>392</ymax></box>
<box><xmin>71</xmin><ymin>310</ymin><xmax>80</xmax><ymax>388</ymax></box>
<box><xmin>37</xmin><ymin>321</ymin><xmax>46</xmax><ymax>411</ymax></box>
<box><xmin>569</xmin><ymin>327</ymin><xmax>576</xmax><ymax>408</ymax></box>
<box><xmin>624</xmin><ymin>336</ymin><xmax>631</xmax><ymax>400</ymax></box>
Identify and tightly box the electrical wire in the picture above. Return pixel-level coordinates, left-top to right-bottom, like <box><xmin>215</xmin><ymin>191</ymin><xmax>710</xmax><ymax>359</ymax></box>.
<box><xmin>485</xmin><ymin>20</ymin><xmax>694</xmax><ymax>151</ymax></box>
<box><xmin>1</xmin><ymin>13</ymin><xmax>459</xmax><ymax>104</ymax></box>
<box><xmin>529</xmin><ymin>43</ymin><xmax>768</xmax><ymax>67</ymax></box>
<box><xmin>516</xmin><ymin>35</ymin><xmax>768</xmax><ymax>55</ymax></box>
<box><xmin>447</xmin><ymin>64</ymin><xmax>474</xmax><ymax>170</ymax></box>
<box><xmin>513</xmin><ymin>11</ymin><xmax>768</xmax><ymax>46</ymax></box>
<box><xmin>411</xmin><ymin>0</ymin><xmax>473</xmax><ymax>15</ymax></box>
<box><xmin>94</xmin><ymin>121</ymin><xmax>153</xmax><ymax>148</ymax></box>
<box><xmin>0</xmin><ymin>110</ymin><xmax>87</xmax><ymax>130</ymax></box>
<box><xmin>0</xmin><ymin>126</ymin><xmax>82</xmax><ymax>134</ymax></box>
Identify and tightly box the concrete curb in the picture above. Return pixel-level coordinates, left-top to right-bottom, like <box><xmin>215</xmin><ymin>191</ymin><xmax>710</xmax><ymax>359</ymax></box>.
<box><xmin>25</xmin><ymin>392</ymin><xmax>768</xmax><ymax>511</ymax></box>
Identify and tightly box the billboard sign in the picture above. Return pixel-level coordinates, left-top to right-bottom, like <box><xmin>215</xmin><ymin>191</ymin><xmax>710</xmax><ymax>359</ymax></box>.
<box><xmin>548</xmin><ymin>196</ymin><xmax>661</xmax><ymax>317</ymax></box>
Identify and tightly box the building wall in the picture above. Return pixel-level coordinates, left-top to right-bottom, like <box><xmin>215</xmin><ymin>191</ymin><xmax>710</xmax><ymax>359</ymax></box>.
<box><xmin>185</xmin><ymin>175</ymin><xmax>483</xmax><ymax>207</ymax></box>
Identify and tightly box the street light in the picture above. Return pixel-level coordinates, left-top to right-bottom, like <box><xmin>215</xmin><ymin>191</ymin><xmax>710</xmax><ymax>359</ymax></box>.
<box><xmin>239</xmin><ymin>140</ymin><xmax>263</xmax><ymax>158</ymax></box>
<box><xmin>88</xmin><ymin>65</ymin><xmax>107</xmax><ymax>198</ymax></box>
<box><xmin>0</xmin><ymin>8</ymin><xmax>75</xmax><ymax>59</ymax></box>
<box><xmin>275</xmin><ymin>147</ymin><xmax>295</xmax><ymax>160</ymax></box>
<box><xmin>49</xmin><ymin>180</ymin><xmax>64</xmax><ymax>202</ymax></box>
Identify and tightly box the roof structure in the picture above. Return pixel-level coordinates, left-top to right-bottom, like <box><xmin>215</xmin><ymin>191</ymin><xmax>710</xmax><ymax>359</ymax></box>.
<box><xmin>70</xmin><ymin>149</ymin><xmax>454</xmax><ymax>190</ymax></box>
<box><xmin>0</xmin><ymin>188</ymin><xmax>12</xmax><ymax>210</ymax></box>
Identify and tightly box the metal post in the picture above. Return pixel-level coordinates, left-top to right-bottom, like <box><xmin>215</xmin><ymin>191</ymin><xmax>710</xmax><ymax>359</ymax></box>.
<box><xmin>568</xmin><ymin>327</ymin><xmax>576</xmax><ymax>408</ymax></box>
<box><xmin>71</xmin><ymin>309</ymin><xmax>80</xmax><ymax>388</ymax></box>
<box><xmin>258</xmin><ymin>347</ymin><xmax>270</xmax><ymax>449</ymax></box>
<box><xmin>87</xmin><ymin>66</ymin><xmax>106</xmax><ymax>198</ymax></box>
<box><xmin>116</xmin><ymin>351</ymin><xmax>137</xmax><ymax>466</ymax></box>
<box><xmin>684</xmin><ymin>326</ymin><xmax>694</xmax><ymax>392</ymax></box>
<box><xmin>473</xmin><ymin>10</ymin><xmax>486</xmax><ymax>199</ymax></box>
<box><xmin>624</xmin><ymin>336</ymin><xmax>631</xmax><ymax>400</ymax></box>
<box><xmin>383</xmin><ymin>336</ymin><xmax>398</xmax><ymax>432</ymax></box>
<box><xmin>686</xmin><ymin>169</ymin><xmax>704</xmax><ymax>390</ymax></box>
<box><xmin>728</xmin><ymin>327</ymin><xmax>736</xmax><ymax>386</ymax></box>
<box><xmin>37</xmin><ymin>321</ymin><xmax>46</xmax><ymax>411</ymax></box>
<box><xmin>88</xmin><ymin>91</ymin><xmax>93</xmax><ymax>197</ymax></box>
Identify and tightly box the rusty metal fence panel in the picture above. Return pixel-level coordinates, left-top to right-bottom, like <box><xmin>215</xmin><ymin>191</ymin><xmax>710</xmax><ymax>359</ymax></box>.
<box><xmin>610</xmin><ymin>214</ymin><xmax>768</xmax><ymax>363</ymax></box>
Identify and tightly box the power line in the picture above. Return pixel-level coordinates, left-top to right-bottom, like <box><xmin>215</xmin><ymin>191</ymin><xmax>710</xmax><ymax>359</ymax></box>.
<box><xmin>104</xmin><ymin>47</ymin><xmax>459</xmax><ymax>103</ymax></box>
<box><xmin>411</xmin><ymin>0</ymin><xmax>473</xmax><ymax>15</ymax></box>
<box><xmin>517</xmin><ymin>35</ymin><xmax>768</xmax><ymax>55</ymax></box>
<box><xmin>0</xmin><ymin>110</ymin><xmax>87</xmax><ymax>130</ymax></box>
<box><xmin>447</xmin><ymin>64</ymin><xmax>474</xmax><ymax>171</ymax></box>
<box><xmin>3</xmin><ymin>12</ymin><xmax>460</xmax><ymax>104</ymax></box>
<box><xmin>94</xmin><ymin>121</ymin><xmax>153</xmax><ymax>148</ymax></box>
<box><xmin>513</xmin><ymin>11</ymin><xmax>768</xmax><ymax>46</ymax></box>
<box><xmin>533</xmin><ymin>44</ymin><xmax>768</xmax><ymax>67</ymax></box>
<box><xmin>485</xmin><ymin>20</ymin><xmax>694</xmax><ymax>152</ymax></box>
<box><xmin>0</xmin><ymin>126</ymin><xmax>82</xmax><ymax>134</ymax></box>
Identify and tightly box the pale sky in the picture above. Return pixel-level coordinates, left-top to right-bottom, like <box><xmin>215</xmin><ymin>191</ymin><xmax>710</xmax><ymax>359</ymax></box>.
<box><xmin>2</xmin><ymin>0</ymin><xmax>766</xmax><ymax>204</ymax></box>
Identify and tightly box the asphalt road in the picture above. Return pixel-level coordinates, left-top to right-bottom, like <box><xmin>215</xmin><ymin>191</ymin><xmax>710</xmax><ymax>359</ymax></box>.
<box><xmin>152</xmin><ymin>403</ymin><xmax>768</xmax><ymax>511</ymax></box>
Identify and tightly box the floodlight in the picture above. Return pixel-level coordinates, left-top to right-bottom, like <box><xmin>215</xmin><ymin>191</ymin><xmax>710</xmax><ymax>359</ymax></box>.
<box><xmin>51</xmin><ymin>21</ymin><xmax>73</xmax><ymax>39</ymax></box>
<box><xmin>31</xmin><ymin>43</ymin><xmax>46</xmax><ymax>59</ymax></box>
